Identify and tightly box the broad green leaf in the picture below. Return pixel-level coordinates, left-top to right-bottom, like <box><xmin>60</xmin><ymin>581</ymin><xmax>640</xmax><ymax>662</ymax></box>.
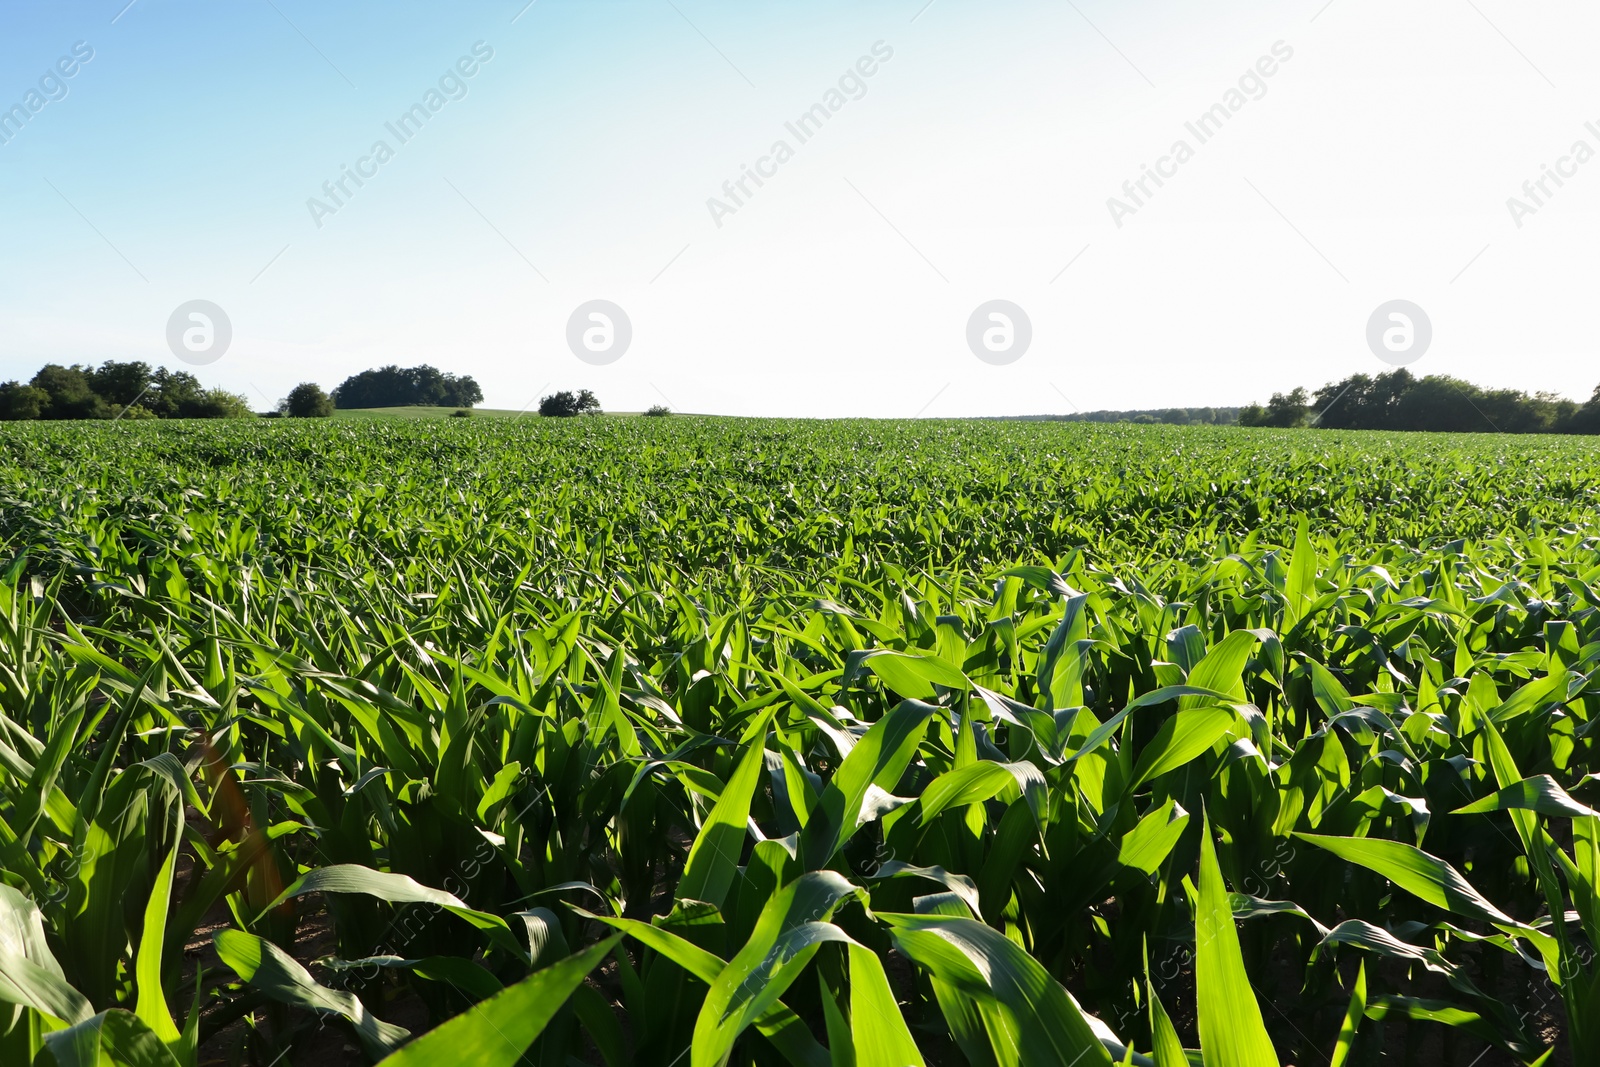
<box><xmin>692</xmin><ymin>872</ymin><xmax>860</xmax><ymax>1067</ymax></box>
<box><xmin>577</xmin><ymin>909</ymin><xmax>830</xmax><ymax>1067</ymax></box>
<box><xmin>1146</xmin><ymin>981</ymin><xmax>1188</xmax><ymax>1067</ymax></box>
<box><xmin>1181</xmin><ymin>631</ymin><xmax>1261</xmax><ymax>708</ymax></box>
<box><xmin>866</xmin><ymin>861</ymin><xmax>983</xmax><ymax>919</ymax></box>
<box><xmin>373</xmin><ymin>934</ymin><xmax>622</xmax><ymax>1067</ymax></box>
<box><xmin>262</xmin><ymin>863</ymin><xmax>523</xmax><ymax>958</ymax></box>
<box><xmin>800</xmin><ymin>700</ymin><xmax>937</xmax><ymax>870</ymax></box>
<box><xmin>1284</xmin><ymin>515</ymin><xmax>1317</xmax><ymax>627</ymax></box>
<box><xmin>1131</xmin><ymin>707</ymin><xmax>1237</xmax><ymax>788</ymax></box>
<box><xmin>1363</xmin><ymin>996</ymin><xmax>1528</xmax><ymax>1054</ymax></box>
<box><xmin>1037</xmin><ymin>594</ymin><xmax>1091</xmax><ymax>711</ymax></box>
<box><xmin>40</xmin><ymin>1009</ymin><xmax>181</xmax><ymax>1067</ymax></box>
<box><xmin>133</xmin><ymin>832</ymin><xmax>181</xmax><ymax>1049</ymax></box>
<box><xmin>1002</xmin><ymin>567</ymin><xmax>1076</xmax><ymax>598</ymax></box>
<box><xmin>1295</xmin><ymin>833</ymin><xmax>1518</xmax><ymax>927</ymax></box>
<box><xmin>846</xmin><ymin>943</ymin><xmax>926</xmax><ymax>1067</ymax></box>
<box><xmin>323</xmin><ymin>953</ymin><xmax>505</xmax><ymax>1001</ymax></box>
<box><xmin>1318</xmin><ymin>920</ymin><xmax>1460</xmax><ymax>980</ymax></box>
<box><xmin>879</xmin><ymin>913</ymin><xmax>1114</xmax><ymax>1067</ymax></box>
<box><xmin>1195</xmin><ymin>814</ymin><xmax>1277</xmax><ymax>1067</ymax></box>
<box><xmin>918</xmin><ymin>760</ymin><xmax>1047</xmax><ymax>828</ymax></box>
<box><xmin>0</xmin><ymin>887</ymin><xmax>60</xmax><ymax>974</ymax></box>
<box><xmin>1488</xmin><ymin>669</ymin><xmax>1571</xmax><ymax>724</ymax></box>
<box><xmin>1065</xmin><ymin>685</ymin><xmax>1236</xmax><ymax>767</ymax></box>
<box><xmin>1328</xmin><ymin>961</ymin><xmax>1366</xmax><ymax>1067</ymax></box>
<box><xmin>215</xmin><ymin>929</ymin><xmax>410</xmax><ymax>1059</ymax></box>
<box><xmin>861</xmin><ymin>651</ymin><xmax>969</xmax><ymax>699</ymax></box>
<box><xmin>1117</xmin><ymin>799</ymin><xmax>1191</xmax><ymax>875</ymax></box>
<box><xmin>679</xmin><ymin>710</ymin><xmax>773</xmax><ymax>909</ymax></box>
<box><xmin>1451</xmin><ymin>775</ymin><xmax>1599</xmax><ymax>819</ymax></box>
<box><xmin>0</xmin><ymin>951</ymin><xmax>92</xmax><ymax>1025</ymax></box>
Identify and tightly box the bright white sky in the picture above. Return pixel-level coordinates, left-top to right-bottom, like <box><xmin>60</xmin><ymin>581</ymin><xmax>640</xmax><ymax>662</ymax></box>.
<box><xmin>3</xmin><ymin>0</ymin><xmax>1597</xmax><ymax>416</ymax></box>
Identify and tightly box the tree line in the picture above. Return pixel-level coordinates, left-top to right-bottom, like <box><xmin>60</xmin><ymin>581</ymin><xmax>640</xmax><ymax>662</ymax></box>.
<box><xmin>0</xmin><ymin>360</ymin><xmax>487</xmax><ymax>422</ymax></box>
<box><xmin>1240</xmin><ymin>370</ymin><xmax>1600</xmax><ymax>433</ymax></box>
<box><xmin>330</xmin><ymin>365</ymin><xmax>481</xmax><ymax>409</ymax></box>
<box><xmin>0</xmin><ymin>362</ymin><xmax>252</xmax><ymax>421</ymax></box>
<box><xmin>270</xmin><ymin>365</ymin><xmax>484</xmax><ymax>418</ymax></box>
<box><xmin>1001</xmin><ymin>407</ymin><xmax>1241</xmax><ymax>426</ymax></box>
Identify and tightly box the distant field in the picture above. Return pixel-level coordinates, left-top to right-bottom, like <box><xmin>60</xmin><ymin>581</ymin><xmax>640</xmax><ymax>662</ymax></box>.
<box><xmin>330</xmin><ymin>405</ymin><xmax>528</xmax><ymax>419</ymax></box>
<box><xmin>0</xmin><ymin>419</ymin><xmax>1597</xmax><ymax>1066</ymax></box>
<box><xmin>327</xmin><ymin>406</ymin><xmax>652</xmax><ymax>419</ymax></box>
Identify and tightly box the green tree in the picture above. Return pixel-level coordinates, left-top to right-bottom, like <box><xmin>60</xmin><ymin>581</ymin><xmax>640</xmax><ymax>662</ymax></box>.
<box><xmin>280</xmin><ymin>382</ymin><xmax>335</xmax><ymax>418</ymax></box>
<box><xmin>0</xmin><ymin>381</ymin><xmax>48</xmax><ymax>420</ymax></box>
<box><xmin>1258</xmin><ymin>387</ymin><xmax>1310</xmax><ymax>428</ymax></box>
<box><xmin>1565</xmin><ymin>385</ymin><xmax>1600</xmax><ymax>434</ymax></box>
<box><xmin>539</xmin><ymin>390</ymin><xmax>602</xmax><ymax>417</ymax></box>
<box><xmin>1237</xmin><ymin>403</ymin><xmax>1269</xmax><ymax>427</ymax></box>
<box><xmin>330</xmin><ymin>364</ymin><xmax>483</xmax><ymax>408</ymax></box>
<box><xmin>182</xmin><ymin>388</ymin><xmax>254</xmax><ymax>419</ymax></box>
<box><xmin>89</xmin><ymin>360</ymin><xmax>155</xmax><ymax>409</ymax></box>
<box><xmin>1311</xmin><ymin>370</ymin><xmax>1417</xmax><ymax>429</ymax></box>
<box><xmin>1391</xmin><ymin>376</ymin><xmax>1499</xmax><ymax>433</ymax></box>
<box><xmin>30</xmin><ymin>364</ymin><xmax>107</xmax><ymax>419</ymax></box>
<box><xmin>143</xmin><ymin>368</ymin><xmax>205</xmax><ymax>418</ymax></box>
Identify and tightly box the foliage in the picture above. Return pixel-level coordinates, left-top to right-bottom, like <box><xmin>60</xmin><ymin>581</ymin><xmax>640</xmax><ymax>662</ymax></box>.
<box><xmin>539</xmin><ymin>389</ymin><xmax>601</xmax><ymax>417</ymax></box>
<box><xmin>280</xmin><ymin>382</ymin><xmax>336</xmax><ymax>418</ymax></box>
<box><xmin>181</xmin><ymin>387</ymin><xmax>254</xmax><ymax>420</ymax></box>
<box><xmin>1248</xmin><ymin>370</ymin><xmax>1600</xmax><ymax>434</ymax></box>
<box><xmin>1002</xmin><ymin>406</ymin><xmax>1240</xmax><ymax>426</ymax></box>
<box><xmin>0</xmin><ymin>361</ymin><xmax>250</xmax><ymax>421</ymax></box>
<box><xmin>644</xmin><ymin>404</ymin><xmax>672</xmax><ymax>417</ymax></box>
<box><xmin>1238</xmin><ymin>386</ymin><xmax>1310</xmax><ymax>428</ymax></box>
<box><xmin>331</xmin><ymin>365</ymin><xmax>482</xmax><ymax>409</ymax></box>
<box><xmin>28</xmin><ymin>364</ymin><xmax>108</xmax><ymax>420</ymax></box>
<box><xmin>0</xmin><ymin>418</ymin><xmax>1597</xmax><ymax>1066</ymax></box>
<box><xmin>0</xmin><ymin>382</ymin><xmax>48</xmax><ymax>421</ymax></box>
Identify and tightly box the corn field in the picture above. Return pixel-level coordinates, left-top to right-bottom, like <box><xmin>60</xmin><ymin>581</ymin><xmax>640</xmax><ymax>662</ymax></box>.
<box><xmin>1</xmin><ymin>417</ymin><xmax>1598</xmax><ymax>1066</ymax></box>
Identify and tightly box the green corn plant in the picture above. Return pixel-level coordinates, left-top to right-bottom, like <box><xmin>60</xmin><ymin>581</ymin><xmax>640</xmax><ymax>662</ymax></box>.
<box><xmin>0</xmin><ymin>418</ymin><xmax>1597</xmax><ymax>1064</ymax></box>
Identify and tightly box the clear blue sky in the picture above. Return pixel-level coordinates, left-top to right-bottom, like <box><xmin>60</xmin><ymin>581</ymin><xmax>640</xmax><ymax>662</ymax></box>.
<box><xmin>3</xmin><ymin>0</ymin><xmax>1596</xmax><ymax>415</ymax></box>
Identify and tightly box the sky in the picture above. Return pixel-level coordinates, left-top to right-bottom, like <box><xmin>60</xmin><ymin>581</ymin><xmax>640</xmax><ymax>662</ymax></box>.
<box><xmin>2</xmin><ymin>0</ymin><xmax>1597</xmax><ymax>417</ymax></box>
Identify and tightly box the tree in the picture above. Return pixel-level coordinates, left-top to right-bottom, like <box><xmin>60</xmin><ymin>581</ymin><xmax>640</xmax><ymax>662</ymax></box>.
<box><xmin>1236</xmin><ymin>403</ymin><xmax>1269</xmax><ymax>427</ymax></box>
<box><xmin>1311</xmin><ymin>371</ymin><xmax>1422</xmax><ymax>430</ymax></box>
<box><xmin>182</xmin><ymin>388</ymin><xmax>254</xmax><ymax>419</ymax></box>
<box><xmin>644</xmin><ymin>405</ymin><xmax>671</xmax><ymax>417</ymax></box>
<box><xmin>31</xmin><ymin>364</ymin><xmax>107</xmax><ymax>420</ymax></box>
<box><xmin>1565</xmin><ymin>385</ymin><xmax>1600</xmax><ymax>435</ymax></box>
<box><xmin>1258</xmin><ymin>388</ymin><xmax>1310</xmax><ymax>428</ymax></box>
<box><xmin>89</xmin><ymin>360</ymin><xmax>155</xmax><ymax>409</ymax></box>
<box><xmin>1390</xmin><ymin>376</ymin><xmax>1500</xmax><ymax>433</ymax></box>
<box><xmin>446</xmin><ymin>375</ymin><xmax>483</xmax><ymax>407</ymax></box>
<box><xmin>280</xmin><ymin>382</ymin><xmax>335</xmax><ymax>418</ymax></box>
<box><xmin>142</xmin><ymin>368</ymin><xmax>205</xmax><ymax>419</ymax></box>
<box><xmin>539</xmin><ymin>390</ymin><xmax>601</xmax><ymax>417</ymax></box>
<box><xmin>0</xmin><ymin>362</ymin><xmax>250</xmax><ymax>420</ymax></box>
<box><xmin>0</xmin><ymin>382</ymin><xmax>48</xmax><ymax>421</ymax></box>
<box><xmin>330</xmin><ymin>365</ymin><xmax>482</xmax><ymax>408</ymax></box>
<box><xmin>1239</xmin><ymin>389</ymin><xmax>1310</xmax><ymax>428</ymax></box>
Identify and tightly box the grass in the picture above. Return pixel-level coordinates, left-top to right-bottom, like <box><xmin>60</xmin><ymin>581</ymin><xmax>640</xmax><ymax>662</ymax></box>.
<box><xmin>330</xmin><ymin>405</ymin><xmax>527</xmax><ymax>419</ymax></box>
<box><xmin>0</xmin><ymin>418</ymin><xmax>1597</xmax><ymax>1066</ymax></box>
<box><xmin>328</xmin><ymin>407</ymin><xmax>659</xmax><ymax>419</ymax></box>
